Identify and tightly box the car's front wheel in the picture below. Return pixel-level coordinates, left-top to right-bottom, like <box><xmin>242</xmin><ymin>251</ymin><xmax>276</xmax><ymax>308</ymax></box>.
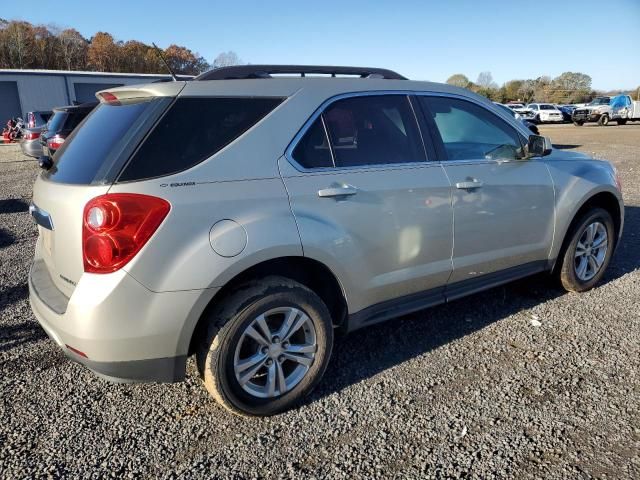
<box><xmin>557</xmin><ymin>208</ymin><xmax>615</xmax><ymax>292</ymax></box>
<box><xmin>598</xmin><ymin>114</ymin><xmax>610</xmax><ymax>126</ymax></box>
<box><xmin>197</xmin><ymin>276</ymin><xmax>334</xmax><ymax>416</ymax></box>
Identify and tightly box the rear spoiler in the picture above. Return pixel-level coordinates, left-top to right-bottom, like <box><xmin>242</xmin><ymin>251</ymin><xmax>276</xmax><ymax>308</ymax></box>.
<box><xmin>95</xmin><ymin>82</ymin><xmax>187</xmax><ymax>104</ymax></box>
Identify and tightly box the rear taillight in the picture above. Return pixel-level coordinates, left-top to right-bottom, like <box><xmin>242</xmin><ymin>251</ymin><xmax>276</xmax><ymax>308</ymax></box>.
<box><xmin>24</xmin><ymin>131</ymin><xmax>40</xmax><ymax>140</ymax></box>
<box><xmin>47</xmin><ymin>134</ymin><xmax>66</xmax><ymax>150</ymax></box>
<box><xmin>82</xmin><ymin>194</ymin><xmax>170</xmax><ymax>274</ymax></box>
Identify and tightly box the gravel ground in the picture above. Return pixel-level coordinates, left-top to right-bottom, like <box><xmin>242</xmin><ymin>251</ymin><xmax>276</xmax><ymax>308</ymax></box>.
<box><xmin>1</xmin><ymin>124</ymin><xmax>639</xmax><ymax>478</ymax></box>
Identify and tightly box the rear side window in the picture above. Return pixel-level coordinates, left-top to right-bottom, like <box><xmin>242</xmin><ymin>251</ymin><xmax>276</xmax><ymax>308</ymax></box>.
<box><xmin>292</xmin><ymin>95</ymin><xmax>425</xmax><ymax>169</ymax></box>
<box><xmin>118</xmin><ymin>97</ymin><xmax>283</xmax><ymax>182</ymax></box>
<box><xmin>421</xmin><ymin>96</ymin><xmax>524</xmax><ymax>161</ymax></box>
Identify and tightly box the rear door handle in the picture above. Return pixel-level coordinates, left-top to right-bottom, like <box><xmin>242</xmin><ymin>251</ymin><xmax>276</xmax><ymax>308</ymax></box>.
<box><xmin>318</xmin><ymin>185</ymin><xmax>358</xmax><ymax>198</ymax></box>
<box><xmin>455</xmin><ymin>180</ymin><xmax>484</xmax><ymax>190</ymax></box>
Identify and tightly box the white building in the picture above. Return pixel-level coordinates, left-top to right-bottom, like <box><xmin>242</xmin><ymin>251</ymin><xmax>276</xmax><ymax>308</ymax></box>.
<box><xmin>0</xmin><ymin>69</ymin><xmax>189</xmax><ymax>122</ymax></box>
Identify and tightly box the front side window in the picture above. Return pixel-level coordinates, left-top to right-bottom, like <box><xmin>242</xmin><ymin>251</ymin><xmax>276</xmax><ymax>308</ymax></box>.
<box><xmin>421</xmin><ymin>96</ymin><xmax>525</xmax><ymax>161</ymax></box>
<box><xmin>291</xmin><ymin>94</ymin><xmax>426</xmax><ymax>169</ymax></box>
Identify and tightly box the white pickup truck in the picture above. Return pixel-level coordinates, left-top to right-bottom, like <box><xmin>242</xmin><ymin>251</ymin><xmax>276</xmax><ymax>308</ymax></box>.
<box><xmin>610</xmin><ymin>94</ymin><xmax>640</xmax><ymax>125</ymax></box>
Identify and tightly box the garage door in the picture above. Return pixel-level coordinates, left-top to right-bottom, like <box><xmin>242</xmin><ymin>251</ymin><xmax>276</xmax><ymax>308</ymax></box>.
<box><xmin>0</xmin><ymin>81</ymin><xmax>21</xmax><ymax>123</ymax></box>
<box><xmin>74</xmin><ymin>83</ymin><xmax>123</xmax><ymax>103</ymax></box>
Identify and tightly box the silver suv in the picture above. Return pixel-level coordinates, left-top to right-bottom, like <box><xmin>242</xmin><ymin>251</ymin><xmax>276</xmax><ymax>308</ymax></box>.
<box><xmin>28</xmin><ymin>65</ymin><xmax>624</xmax><ymax>416</ymax></box>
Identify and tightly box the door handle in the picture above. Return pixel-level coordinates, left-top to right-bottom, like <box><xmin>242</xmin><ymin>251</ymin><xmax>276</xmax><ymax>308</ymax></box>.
<box><xmin>455</xmin><ymin>180</ymin><xmax>484</xmax><ymax>190</ymax></box>
<box><xmin>318</xmin><ymin>185</ymin><xmax>359</xmax><ymax>198</ymax></box>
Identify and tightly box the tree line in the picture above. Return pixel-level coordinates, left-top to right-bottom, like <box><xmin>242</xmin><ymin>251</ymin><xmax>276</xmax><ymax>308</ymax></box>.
<box><xmin>447</xmin><ymin>71</ymin><xmax>639</xmax><ymax>104</ymax></box>
<box><xmin>446</xmin><ymin>71</ymin><xmax>596</xmax><ymax>104</ymax></box>
<box><xmin>0</xmin><ymin>19</ymin><xmax>241</xmax><ymax>75</ymax></box>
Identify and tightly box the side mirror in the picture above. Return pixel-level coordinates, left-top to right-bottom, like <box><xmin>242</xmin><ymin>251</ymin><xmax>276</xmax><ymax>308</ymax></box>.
<box><xmin>527</xmin><ymin>135</ymin><xmax>552</xmax><ymax>157</ymax></box>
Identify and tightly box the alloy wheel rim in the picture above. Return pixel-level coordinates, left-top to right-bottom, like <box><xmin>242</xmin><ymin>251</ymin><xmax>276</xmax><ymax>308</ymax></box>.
<box><xmin>233</xmin><ymin>307</ymin><xmax>317</xmax><ymax>398</ymax></box>
<box><xmin>574</xmin><ymin>221</ymin><xmax>608</xmax><ymax>282</ymax></box>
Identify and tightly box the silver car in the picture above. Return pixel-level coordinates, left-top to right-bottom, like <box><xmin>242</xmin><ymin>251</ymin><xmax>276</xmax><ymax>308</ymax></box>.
<box><xmin>28</xmin><ymin>65</ymin><xmax>624</xmax><ymax>416</ymax></box>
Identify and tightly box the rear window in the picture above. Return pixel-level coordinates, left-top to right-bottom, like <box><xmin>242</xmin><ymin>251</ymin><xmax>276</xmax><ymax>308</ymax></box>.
<box><xmin>44</xmin><ymin>99</ymin><xmax>167</xmax><ymax>185</ymax></box>
<box><xmin>117</xmin><ymin>97</ymin><xmax>283</xmax><ymax>182</ymax></box>
<box><xmin>46</xmin><ymin>112</ymin><xmax>68</xmax><ymax>133</ymax></box>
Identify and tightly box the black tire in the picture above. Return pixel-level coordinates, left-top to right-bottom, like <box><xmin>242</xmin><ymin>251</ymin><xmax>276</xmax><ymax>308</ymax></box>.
<box><xmin>557</xmin><ymin>208</ymin><xmax>615</xmax><ymax>292</ymax></box>
<box><xmin>573</xmin><ymin>120</ymin><xmax>584</xmax><ymax>126</ymax></box>
<box><xmin>598</xmin><ymin>114</ymin><xmax>609</xmax><ymax>126</ymax></box>
<box><xmin>617</xmin><ymin>119</ymin><xmax>627</xmax><ymax>126</ymax></box>
<box><xmin>196</xmin><ymin>276</ymin><xmax>334</xmax><ymax>416</ymax></box>
<box><xmin>535</xmin><ymin>114</ymin><xmax>541</xmax><ymax>124</ymax></box>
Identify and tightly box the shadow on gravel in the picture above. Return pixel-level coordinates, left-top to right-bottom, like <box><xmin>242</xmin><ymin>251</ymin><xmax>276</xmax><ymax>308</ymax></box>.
<box><xmin>0</xmin><ymin>198</ymin><xmax>29</xmax><ymax>214</ymax></box>
<box><xmin>0</xmin><ymin>321</ymin><xmax>47</xmax><ymax>353</ymax></box>
<box><xmin>311</xmin><ymin>274</ymin><xmax>565</xmax><ymax>403</ymax></box>
<box><xmin>604</xmin><ymin>205</ymin><xmax>640</xmax><ymax>280</ymax></box>
<box><xmin>310</xmin><ymin>206</ymin><xmax>639</xmax><ymax>403</ymax></box>
<box><xmin>0</xmin><ymin>228</ymin><xmax>15</xmax><ymax>248</ymax></box>
<box><xmin>0</xmin><ymin>283</ymin><xmax>28</xmax><ymax>312</ymax></box>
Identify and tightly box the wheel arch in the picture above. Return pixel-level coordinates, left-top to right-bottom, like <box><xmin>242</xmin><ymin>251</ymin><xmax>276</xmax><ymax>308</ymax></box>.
<box><xmin>186</xmin><ymin>256</ymin><xmax>348</xmax><ymax>356</ymax></box>
<box><xmin>552</xmin><ymin>190</ymin><xmax>623</xmax><ymax>272</ymax></box>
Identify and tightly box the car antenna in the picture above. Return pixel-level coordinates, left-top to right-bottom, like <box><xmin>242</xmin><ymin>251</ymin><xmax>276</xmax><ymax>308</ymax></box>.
<box><xmin>152</xmin><ymin>42</ymin><xmax>178</xmax><ymax>81</ymax></box>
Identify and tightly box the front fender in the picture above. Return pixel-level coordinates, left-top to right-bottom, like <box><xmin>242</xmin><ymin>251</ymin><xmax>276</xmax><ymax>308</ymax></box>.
<box><xmin>546</xmin><ymin>159</ymin><xmax>623</xmax><ymax>262</ymax></box>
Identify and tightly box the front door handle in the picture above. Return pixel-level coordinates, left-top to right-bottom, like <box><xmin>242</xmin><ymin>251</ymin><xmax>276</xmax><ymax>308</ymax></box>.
<box><xmin>455</xmin><ymin>180</ymin><xmax>484</xmax><ymax>190</ymax></box>
<box><xmin>318</xmin><ymin>185</ymin><xmax>358</xmax><ymax>198</ymax></box>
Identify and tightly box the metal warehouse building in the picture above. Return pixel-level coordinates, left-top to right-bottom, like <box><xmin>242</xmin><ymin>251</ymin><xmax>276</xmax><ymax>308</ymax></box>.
<box><xmin>0</xmin><ymin>69</ymin><xmax>182</xmax><ymax>122</ymax></box>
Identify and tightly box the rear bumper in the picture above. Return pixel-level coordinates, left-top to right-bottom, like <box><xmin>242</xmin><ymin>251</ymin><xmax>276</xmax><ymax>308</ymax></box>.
<box><xmin>20</xmin><ymin>139</ymin><xmax>43</xmax><ymax>158</ymax></box>
<box><xmin>28</xmin><ymin>258</ymin><xmax>217</xmax><ymax>383</ymax></box>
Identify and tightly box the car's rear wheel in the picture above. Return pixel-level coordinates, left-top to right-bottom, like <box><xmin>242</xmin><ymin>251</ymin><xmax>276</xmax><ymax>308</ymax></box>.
<box><xmin>557</xmin><ymin>208</ymin><xmax>615</xmax><ymax>292</ymax></box>
<box><xmin>196</xmin><ymin>276</ymin><xmax>334</xmax><ymax>416</ymax></box>
<box><xmin>617</xmin><ymin>119</ymin><xmax>627</xmax><ymax>126</ymax></box>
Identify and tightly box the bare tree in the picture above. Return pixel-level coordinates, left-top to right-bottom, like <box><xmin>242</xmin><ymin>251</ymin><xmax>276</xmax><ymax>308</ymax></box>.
<box><xmin>213</xmin><ymin>51</ymin><xmax>241</xmax><ymax>69</ymax></box>
<box><xmin>476</xmin><ymin>71</ymin><xmax>497</xmax><ymax>89</ymax></box>
<box><xmin>57</xmin><ymin>29</ymin><xmax>88</xmax><ymax>71</ymax></box>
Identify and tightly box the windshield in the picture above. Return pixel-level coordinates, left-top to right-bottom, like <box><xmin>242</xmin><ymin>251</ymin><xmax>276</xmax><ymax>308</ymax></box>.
<box><xmin>539</xmin><ymin>105</ymin><xmax>556</xmax><ymax>110</ymax></box>
<box><xmin>589</xmin><ymin>97</ymin><xmax>611</xmax><ymax>106</ymax></box>
<box><xmin>44</xmin><ymin>98</ymin><xmax>169</xmax><ymax>185</ymax></box>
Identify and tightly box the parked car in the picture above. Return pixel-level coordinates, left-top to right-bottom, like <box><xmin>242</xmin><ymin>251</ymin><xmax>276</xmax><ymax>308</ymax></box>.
<box><xmin>29</xmin><ymin>65</ymin><xmax>624</xmax><ymax>416</ymax></box>
<box><xmin>610</xmin><ymin>94</ymin><xmax>640</xmax><ymax>125</ymax></box>
<box><xmin>505</xmin><ymin>103</ymin><xmax>536</xmax><ymax>121</ymax></box>
<box><xmin>494</xmin><ymin>102</ymin><xmax>540</xmax><ymax>134</ymax></box>
<box><xmin>527</xmin><ymin>103</ymin><xmax>564</xmax><ymax>123</ymax></box>
<box><xmin>20</xmin><ymin>127</ymin><xmax>47</xmax><ymax>158</ymax></box>
<box><xmin>571</xmin><ymin>96</ymin><xmax>612</xmax><ymax>126</ymax></box>
<box><xmin>556</xmin><ymin>105</ymin><xmax>576</xmax><ymax>123</ymax></box>
<box><xmin>40</xmin><ymin>102</ymin><xmax>97</xmax><ymax>159</ymax></box>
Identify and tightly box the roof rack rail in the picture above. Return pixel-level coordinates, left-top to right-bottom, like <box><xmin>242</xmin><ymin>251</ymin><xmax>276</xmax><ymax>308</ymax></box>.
<box><xmin>194</xmin><ymin>65</ymin><xmax>407</xmax><ymax>81</ymax></box>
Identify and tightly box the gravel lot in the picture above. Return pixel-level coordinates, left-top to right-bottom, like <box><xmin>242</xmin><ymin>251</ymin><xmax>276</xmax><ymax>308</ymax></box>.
<box><xmin>1</xmin><ymin>124</ymin><xmax>639</xmax><ymax>478</ymax></box>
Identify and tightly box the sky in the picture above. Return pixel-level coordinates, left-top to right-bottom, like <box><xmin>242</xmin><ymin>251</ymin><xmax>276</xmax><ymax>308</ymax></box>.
<box><xmin>4</xmin><ymin>0</ymin><xmax>640</xmax><ymax>91</ymax></box>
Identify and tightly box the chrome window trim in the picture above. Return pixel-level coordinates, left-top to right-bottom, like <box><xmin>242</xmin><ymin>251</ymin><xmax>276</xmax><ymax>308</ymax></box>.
<box><xmin>284</xmin><ymin>89</ymin><xmax>536</xmax><ymax>173</ymax></box>
<box><xmin>284</xmin><ymin>90</ymin><xmax>431</xmax><ymax>173</ymax></box>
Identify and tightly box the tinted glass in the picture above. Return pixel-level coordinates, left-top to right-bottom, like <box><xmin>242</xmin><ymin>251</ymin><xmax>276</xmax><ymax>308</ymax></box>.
<box><xmin>540</xmin><ymin>104</ymin><xmax>556</xmax><ymax>110</ymax></box>
<box><xmin>46</xmin><ymin>112</ymin><xmax>68</xmax><ymax>133</ymax></box>
<box><xmin>422</xmin><ymin>96</ymin><xmax>524</xmax><ymax>161</ymax></box>
<box><xmin>45</xmin><ymin>99</ymin><xmax>160</xmax><ymax>184</ymax></box>
<box><xmin>119</xmin><ymin>97</ymin><xmax>283</xmax><ymax>182</ymax></box>
<box><xmin>321</xmin><ymin>95</ymin><xmax>425</xmax><ymax>168</ymax></box>
<box><xmin>292</xmin><ymin>117</ymin><xmax>333</xmax><ymax>168</ymax></box>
